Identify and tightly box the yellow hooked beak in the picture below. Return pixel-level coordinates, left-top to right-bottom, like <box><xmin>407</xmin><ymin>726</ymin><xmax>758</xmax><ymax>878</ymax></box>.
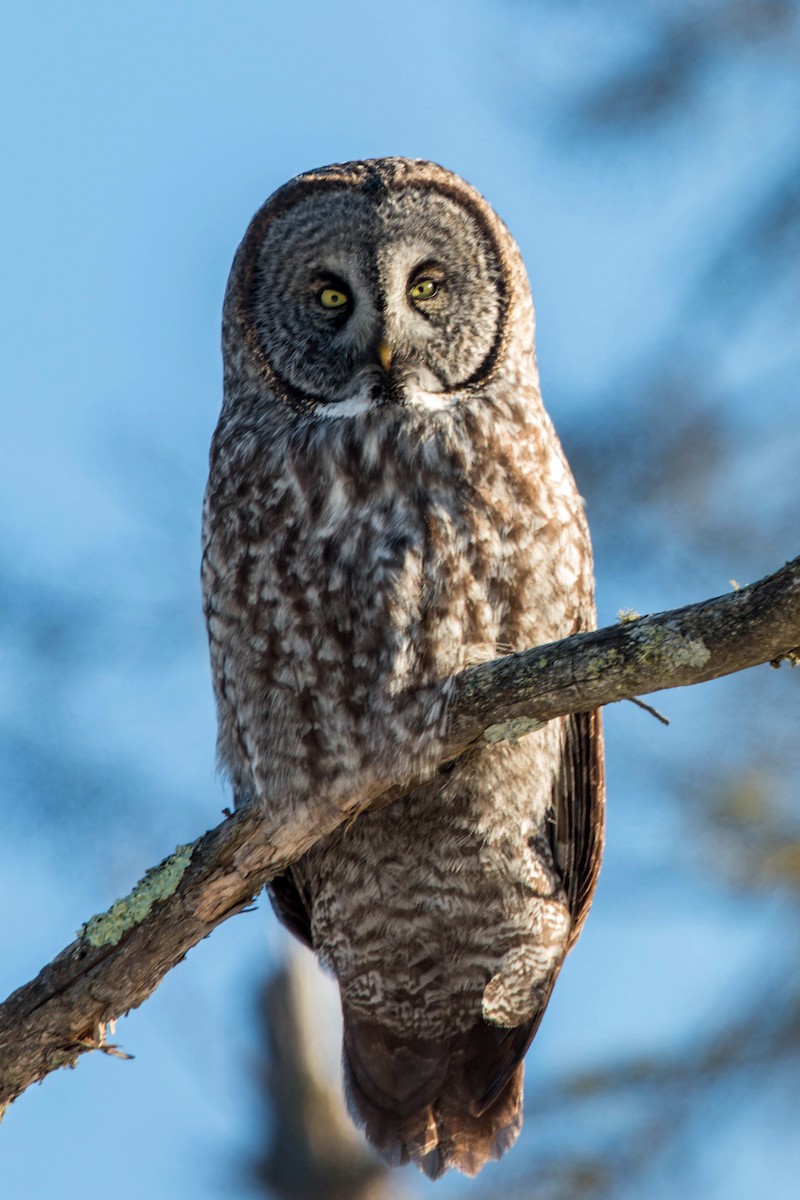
<box><xmin>377</xmin><ymin>340</ymin><xmax>393</xmax><ymax>373</ymax></box>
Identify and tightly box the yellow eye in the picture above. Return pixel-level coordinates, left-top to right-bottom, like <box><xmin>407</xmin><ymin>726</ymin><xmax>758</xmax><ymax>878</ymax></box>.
<box><xmin>409</xmin><ymin>278</ymin><xmax>438</xmax><ymax>301</ymax></box>
<box><xmin>319</xmin><ymin>287</ymin><xmax>349</xmax><ymax>309</ymax></box>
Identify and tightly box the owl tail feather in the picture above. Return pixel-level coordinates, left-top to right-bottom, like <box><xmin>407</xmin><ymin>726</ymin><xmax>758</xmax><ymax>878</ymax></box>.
<box><xmin>342</xmin><ymin>1013</ymin><xmax>526</xmax><ymax>1179</ymax></box>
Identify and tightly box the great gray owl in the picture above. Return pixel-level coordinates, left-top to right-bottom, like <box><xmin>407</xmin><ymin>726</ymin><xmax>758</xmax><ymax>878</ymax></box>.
<box><xmin>202</xmin><ymin>157</ymin><xmax>604</xmax><ymax>1178</ymax></box>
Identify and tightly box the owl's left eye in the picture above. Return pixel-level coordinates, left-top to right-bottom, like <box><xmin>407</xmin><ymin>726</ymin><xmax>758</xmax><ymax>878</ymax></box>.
<box><xmin>409</xmin><ymin>278</ymin><xmax>438</xmax><ymax>302</ymax></box>
<box><xmin>319</xmin><ymin>287</ymin><xmax>350</xmax><ymax>309</ymax></box>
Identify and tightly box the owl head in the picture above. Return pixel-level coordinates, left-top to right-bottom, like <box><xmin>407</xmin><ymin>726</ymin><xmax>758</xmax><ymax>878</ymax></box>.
<box><xmin>222</xmin><ymin>158</ymin><xmax>537</xmax><ymax>415</ymax></box>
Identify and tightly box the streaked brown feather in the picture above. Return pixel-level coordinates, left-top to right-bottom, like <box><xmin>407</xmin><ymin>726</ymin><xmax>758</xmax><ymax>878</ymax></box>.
<box><xmin>555</xmin><ymin>708</ymin><xmax>606</xmax><ymax>947</ymax></box>
<box><xmin>343</xmin><ymin>1015</ymin><xmax>526</xmax><ymax>1179</ymax></box>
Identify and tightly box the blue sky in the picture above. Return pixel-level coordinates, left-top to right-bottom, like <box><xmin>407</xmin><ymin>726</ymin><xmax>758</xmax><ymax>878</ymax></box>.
<box><xmin>2</xmin><ymin>3</ymin><xmax>798</xmax><ymax>1198</ymax></box>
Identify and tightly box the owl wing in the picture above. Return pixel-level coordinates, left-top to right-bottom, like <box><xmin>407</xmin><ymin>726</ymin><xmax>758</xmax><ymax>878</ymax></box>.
<box><xmin>555</xmin><ymin>707</ymin><xmax>606</xmax><ymax>948</ymax></box>
<box><xmin>476</xmin><ymin>705</ymin><xmax>605</xmax><ymax>1114</ymax></box>
<box><xmin>267</xmin><ymin>869</ymin><xmax>313</xmax><ymax>948</ymax></box>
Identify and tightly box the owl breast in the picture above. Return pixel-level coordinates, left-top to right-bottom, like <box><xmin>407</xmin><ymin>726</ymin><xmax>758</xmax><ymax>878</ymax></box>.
<box><xmin>203</xmin><ymin>384</ymin><xmax>586</xmax><ymax>818</ymax></box>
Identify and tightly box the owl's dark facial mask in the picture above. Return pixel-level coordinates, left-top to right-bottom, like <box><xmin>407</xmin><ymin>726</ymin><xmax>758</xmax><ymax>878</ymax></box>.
<box><xmin>249</xmin><ymin>186</ymin><xmax>507</xmax><ymax>405</ymax></box>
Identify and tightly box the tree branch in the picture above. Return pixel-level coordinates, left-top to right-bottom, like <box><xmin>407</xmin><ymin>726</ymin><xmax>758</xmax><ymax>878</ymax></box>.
<box><xmin>1</xmin><ymin>555</ymin><xmax>798</xmax><ymax>1113</ymax></box>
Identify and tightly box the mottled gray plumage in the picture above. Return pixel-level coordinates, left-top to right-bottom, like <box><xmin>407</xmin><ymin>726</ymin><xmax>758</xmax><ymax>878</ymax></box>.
<box><xmin>202</xmin><ymin>158</ymin><xmax>605</xmax><ymax>1178</ymax></box>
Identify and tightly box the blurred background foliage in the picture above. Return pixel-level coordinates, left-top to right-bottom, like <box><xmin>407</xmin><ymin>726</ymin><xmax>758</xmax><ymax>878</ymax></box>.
<box><xmin>0</xmin><ymin>2</ymin><xmax>797</xmax><ymax>1198</ymax></box>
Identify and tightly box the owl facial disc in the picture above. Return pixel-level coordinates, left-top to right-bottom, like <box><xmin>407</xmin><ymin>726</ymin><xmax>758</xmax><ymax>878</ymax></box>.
<box><xmin>233</xmin><ymin>160</ymin><xmax>511</xmax><ymax>411</ymax></box>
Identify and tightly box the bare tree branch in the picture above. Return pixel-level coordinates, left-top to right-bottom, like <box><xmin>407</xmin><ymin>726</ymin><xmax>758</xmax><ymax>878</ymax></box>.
<box><xmin>1</xmin><ymin>554</ymin><xmax>798</xmax><ymax>1114</ymax></box>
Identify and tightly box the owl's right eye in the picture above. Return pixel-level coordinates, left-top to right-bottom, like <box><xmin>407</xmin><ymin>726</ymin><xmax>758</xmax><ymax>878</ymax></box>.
<box><xmin>319</xmin><ymin>287</ymin><xmax>350</xmax><ymax>310</ymax></box>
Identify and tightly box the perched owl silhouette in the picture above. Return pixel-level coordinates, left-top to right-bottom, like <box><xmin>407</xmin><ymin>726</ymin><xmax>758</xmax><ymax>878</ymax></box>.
<box><xmin>202</xmin><ymin>158</ymin><xmax>604</xmax><ymax>1178</ymax></box>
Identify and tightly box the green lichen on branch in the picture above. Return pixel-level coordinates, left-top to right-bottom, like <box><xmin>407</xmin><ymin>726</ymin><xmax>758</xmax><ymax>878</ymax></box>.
<box><xmin>582</xmin><ymin>646</ymin><xmax>622</xmax><ymax>684</ymax></box>
<box><xmin>483</xmin><ymin>715</ymin><xmax>545</xmax><ymax>744</ymax></box>
<box><xmin>632</xmin><ymin>622</ymin><xmax>711</xmax><ymax>670</ymax></box>
<box><xmin>79</xmin><ymin>844</ymin><xmax>194</xmax><ymax>948</ymax></box>
<box><xmin>578</xmin><ymin>622</ymin><xmax>711</xmax><ymax>703</ymax></box>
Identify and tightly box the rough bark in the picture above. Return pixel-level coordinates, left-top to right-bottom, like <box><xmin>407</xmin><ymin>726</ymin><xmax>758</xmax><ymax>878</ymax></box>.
<box><xmin>1</xmin><ymin>555</ymin><xmax>798</xmax><ymax>1114</ymax></box>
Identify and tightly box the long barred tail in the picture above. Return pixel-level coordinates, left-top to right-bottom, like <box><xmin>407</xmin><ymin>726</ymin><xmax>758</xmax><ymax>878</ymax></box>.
<box><xmin>342</xmin><ymin>1012</ymin><xmax>536</xmax><ymax>1179</ymax></box>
